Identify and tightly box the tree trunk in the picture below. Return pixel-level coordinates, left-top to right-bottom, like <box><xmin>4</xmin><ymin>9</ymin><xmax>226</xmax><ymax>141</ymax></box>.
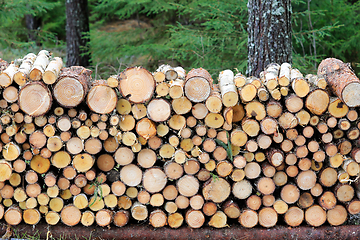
<box><xmin>65</xmin><ymin>0</ymin><xmax>90</xmax><ymax>66</ymax></box>
<box><xmin>247</xmin><ymin>0</ymin><xmax>292</xmax><ymax>77</ymax></box>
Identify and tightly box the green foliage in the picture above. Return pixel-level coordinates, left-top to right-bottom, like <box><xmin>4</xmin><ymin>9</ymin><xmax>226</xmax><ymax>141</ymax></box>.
<box><xmin>215</xmin><ymin>132</ymin><xmax>233</xmax><ymax>161</ymax></box>
<box><xmin>89</xmin><ymin>0</ymin><xmax>249</xmax><ymax>78</ymax></box>
<box><xmin>292</xmin><ymin>0</ymin><xmax>360</xmax><ymax>75</ymax></box>
<box><xmin>89</xmin><ymin>178</ymin><xmax>103</xmax><ymax>207</ymax></box>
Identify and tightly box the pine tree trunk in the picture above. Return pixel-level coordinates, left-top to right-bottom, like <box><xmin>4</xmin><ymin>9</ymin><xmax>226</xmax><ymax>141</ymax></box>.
<box><xmin>65</xmin><ymin>0</ymin><xmax>91</xmax><ymax>66</ymax></box>
<box><xmin>247</xmin><ymin>0</ymin><xmax>292</xmax><ymax>77</ymax></box>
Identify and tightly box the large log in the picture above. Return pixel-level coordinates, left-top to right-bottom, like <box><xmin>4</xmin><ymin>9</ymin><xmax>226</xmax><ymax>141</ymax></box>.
<box><xmin>318</xmin><ymin>58</ymin><xmax>360</xmax><ymax>107</ymax></box>
<box><xmin>18</xmin><ymin>81</ymin><xmax>52</xmax><ymax>116</ymax></box>
<box><xmin>119</xmin><ymin>67</ymin><xmax>155</xmax><ymax>103</ymax></box>
<box><xmin>53</xmin><ymin>66</ymin><xmax>91</xmax><ymax>107</ymax></box>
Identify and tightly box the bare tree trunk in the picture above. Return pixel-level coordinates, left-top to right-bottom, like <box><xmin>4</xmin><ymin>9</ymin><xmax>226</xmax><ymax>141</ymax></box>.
<box><xmin>65</xmin><ymin>0</ymin><xmax>91</xmax><ymax>67</ymax></box>
<box><xmin>247</xmin><ymin>0</ymin><xmax>292</xmax><ymax>77</ymax></box>
<box><xmin>25</xmin><ymin>14</ymin><xmax>40</xmax><ymax>42</ymax></box>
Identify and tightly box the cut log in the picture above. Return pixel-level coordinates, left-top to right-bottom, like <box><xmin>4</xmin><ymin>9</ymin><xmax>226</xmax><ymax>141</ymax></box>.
<box><xmin>218</xmin><ymin>70</ymin><xmax>238</xmax><ymax>107</ymax></box>
<box><xmin>232</xmin><ymin>180</ymin><xmax>252</xmax><ymax>200</ymax></box>
<box><xmin>120</xmin><ymin>164</ymin><xmax>142</xmax><ymax>187</ymax></box>
<box><xmin>96</xmin><ymin>209</ymin><xmax>113</xmax><ymax>227</ymax></box>
<box><xmin>239</xmin><ymin>209</ymin><xmax>258</xmax><ymax>228</ymax></box>
<box><xmin>168</xmin><ymin>212</ymin><xmax>184</xmax><ymax>229</ymax></box>
<box><xmin>119</xmin><ymin>67</ymin><xmax>155</xmax><ymax>103</ymax></box>
<box><xmin>328</xmin><ymin>97</ymin><xmax>349</xmax><ymax>118</ymax></box>
<box><xmin>143</xmin><ymin>168</ymin><xmax>167</xmax><ymax>193</ymax></box>
<box><xmin>202</xmin><ymin>177</ymin><xmax>230</xmax><ymax>203</ymax></box>
<box><xmin>185</xmin><ymin>209</ymin><xmax>205</xmax><ymax>228</ymax></box>
<box><xmin>258</xmin><ymin>207</ymin><xmax>277</xmax><ymax>228</ymax></box>
<box><xmin>284</xmin><ymin>206</ymin><xmax>304</xmax><ymax>227</ymax></box>
<box><xmin>87</xmin><ymin>80</ymin><xmax>117</xmax><ymax>114</ymax></box>
<box><xmin>305</xmin><ymin>205</ymin><xmax>326</xmax><ymax>227</ymax></box>
<box><xmin>131</xmin><ymin>202</ymin><xmax>148</xmax><ymax>221</ymax></box>
<box><xmin>113</xmin><ymin>210</ymin><xmax>129</xmax><ymax>227</ymax></box>
<box><xmin>206</xmin><ymin>84</ymin><xmax>223</xmax><ymax>113</ymax></box>
<box><xmin>43</xmin><ymin>57</ymin><xmax>63</xmax><ymax>84</ymax></box>
<box><xmin>0</xmin><ymin>63</ymin><xmax>19</xmax><ymax>87</ymax></box>
<box><xmin>281</xmin><ymin>184</ymin><xmax>300</xmax><ymax>204</ymax></box>
<box><xmin>149</xmin><ymin>209</ymin><xmax>167</xmax><ymax>228</ymax></box>
<box><xmin>0</xmin><ymin>160</ymin><xmax>12</xmax><ymax>182</ymax></box>
<box><xmin>305</xmin><ymin>89</ymin><xmax>329</xmax><ymax>115</ymax></box>
<box><xmin>245</xmin><ymin>101</ymin><xmax>266</xmax><ymax>121</ymax></box>
<box><xmin>177</xmin><ymin>175</ymin><xmax>199</xmax><ymax>197</ymax></box>
<box><xmin>209</xmin><ymin>211</ymin><xmax>227</xmax><ymax>228</ymax></box>
<box><xmin>185</xmin><ymin>68</ymin><xmax>212</xmax><ymax>102</ymax></box>
<box><xmin>296</xmin><ymin>170</ymin><xmax>317</xmax><ymax>190</ymax></box>
<box><xmin>28</xmin><ymin>50</ymin><xmax>50</xmax><ymax>80</ymax></box>
<box><xmin>327</xmin><ymin>205</ymin><xmax>347</xmax><ymax>226</ymax></box>
<box><xmin>4</xmin><ymin>205</ymin><xmax>22</xmax><ymax>225</ymax></box>
<box><xmin>318</xmin><ymin>58</ymin><xmax>360</xmax><ymax>107</ymax></box>
<box><xmin>60</xmin><ymin>205</ymin><xmax>81</xmax><ymax>226</ymax></box>
<box><xmin>147</xmin><ymin>98</ymin><xmax>171</xmax><ymax>122</ymax></box>
<box><xmin>19</xmin><ymin>81</ymin><xmax>52</xmax><ymax>117</ymax></box>
<box><xmin>136</xmin><ymin>118</ymin><xmax>156</xmax><ymax>140</ymax></box>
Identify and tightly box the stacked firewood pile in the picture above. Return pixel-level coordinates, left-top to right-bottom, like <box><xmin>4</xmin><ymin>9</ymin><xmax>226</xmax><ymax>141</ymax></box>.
<box><xmin>0</xmin><ymin>50</ymin><xmax>359</xmax><ymax>229</ymax></box>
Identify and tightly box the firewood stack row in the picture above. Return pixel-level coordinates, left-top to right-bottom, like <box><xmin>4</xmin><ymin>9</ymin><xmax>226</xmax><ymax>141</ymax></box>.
<box><xmin>0</xmin><ymin>51</ymin><xmax>359</xmax><ymax>229</ymax></box>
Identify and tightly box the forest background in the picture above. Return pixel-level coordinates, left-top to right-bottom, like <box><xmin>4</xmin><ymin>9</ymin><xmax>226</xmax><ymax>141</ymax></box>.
<box><xmin>0</xmin><ymin>0</ymin><xmax>359</xmax><ymax>80</ymax></box>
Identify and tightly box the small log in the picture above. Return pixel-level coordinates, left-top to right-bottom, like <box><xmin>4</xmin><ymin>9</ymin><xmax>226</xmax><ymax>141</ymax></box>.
<box><xmin>60</xmin><ymin>205</ymin><xmax>81</xmax><ymax>226</ymax></box>
<box><xmin>291</xmin><ymin>69</ymin><xmax>310</xmax><ymax>97</ymax></box>
<box><xmin>4</xmin><ymin>205</ymin><xmax>22</xmax><ymax>225</ymax></box>
<box><xmin>335</xmin><ymin>183</ymin><xmax>354</xmax><ymax>203</ymax></box>
<box><xmin>258</xmin><ymin>207</ymin><xmax>277</xmax><ymax>228</ymax></box>
<box><xmin>239</xmin><ymin>83</ymin><xmax>257</xmax><ymax>102</ymax></box>
<box><xmin>281</xmin><ymin>184</ymin><xmax>300</xmax><ymax>204</ymax></box>
<box><xmin>285</xmin><ymin>94</ymin><xmax>303</xmax><ymax>113</ymax></box>
<box><xmin>328</xmin><ymin>97</ymin><xmax>349</xmax><ymax>118</ymax></box>
<box><xmin>206</xmin><ymin>84</ymin><xmax>223</xmax><ymax>113</ymax></box>
<box><xmin>30</xmin><ymin>155</ymin><xmax>50</xmax><ymax>174</ymax></box>
<box><xmin>232</xmin><ymin>180</ymin><xmax>252</xmax><ymax>200</ymax></box>
<box><xmin>147</xmin><ymin>98</ymin><xmax>171</xmax><ymax>122</ymax></box>
<box><xmin>136</xmin><ymin>118</ymin><xmax>156</xmax><ymax>140</ymax></box>
<box><xmin>284</xmin><ymin>206</ymin><xmax>304</xmax><ymax>227</ymax></box>
<box><xmin>73</xmin><ymin>153</ymin><xmax>94</xmax><ymax>173</ymax></box>
<box><xmin>168</xmin><ymin>212</ymin><xmax>184</xmax><ymax>229</ymax></box>
<box><xmin>218</xmin><ymin>70</ymin><xmax>238</xmax><ymax>107</ymax></box>
<box><xmin>305</xmin><ymin>88</ymin><xmax>329</xmax><ymax>115</ymax></box>
<box><xmin>113</xmin><ymin>210</ymin><xmax>130</xmax><ymax>227</ymax></box>
<box><xmin>185</xmin><ymin>209</ymin><xmax>205</xmax><ymax>228</ymax></box>
<box><xmin>239</xmin><ymin>209</ymin><xmax>258</xmax><ymax>228</ymax></box>
<box><xmin>327</xmin><ymin>205</ymin><xmax>347</xmax><ymax>226</ymax></box>
<box><xmin>319</xmin><ymin>191</ymin><xmax>336</xmax><ymax>210</ymax></box>
<box><xmin>0</xmin><ymin>63</ymin><xmax>19</xmax><ymax>87</ymax></box>
<box><xmin>273</xmin><ymin>199</ymin><xmax>288</xmax><ymax>214</ymax></box>
<box><xmin>143</xmin><ymin>168</ymin><xmax>167</xmax><ymax>193</ymax></box>
<box><xmin>43</xmin><ymin>57</ymin><xmax>63</xmax><ymax>84</ymax></box>
<box><xmin>96</xmin><ymin>209</ymin><xmax>113</xmax><ymax>227</ymax></box>
<box><xmin>177</xmin><ymin>175</ymin><xmax>199</xmax><ymax>197</ymax></box>
<box><xmin>184</xmin><ymin>68</ymin><xmax>212</xmax><ymax>103</ymax></box>
<box><xmin>297</xmin><ymin>170</ymin><xmax>317</xmax><ymax>190</ymax></box>
<box><xmin>257</xmin><ymin>177</ymin><xmax>275</xmax><ymax>195</ymax></box>
<box><xmin>305</xmin><ymin>205</ymin><xmax>326</xmax><ymax>227</ymax></box>
<box><xmin>149</xmin><ymin>209</ymin><xmax>167</xmax><ymax>228</ymax></box>
<box><xmin>319</xmin><ymin>167</ymin><xmax>337</xmax><ymax>187</ymax></box>
<box><xmin>131</xmin><ymin>202</ymin><xmax>148</xmax><ymax>221</ymax></box>
<box><xmin>120</xmin><ymin>164</ymin><xmax>142</xmax><ymax>187</ymax></box>
<box><xmin>209</xmin><ymin>211</ymin><xmax>228</xmax><ymax>228</ymax></box>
